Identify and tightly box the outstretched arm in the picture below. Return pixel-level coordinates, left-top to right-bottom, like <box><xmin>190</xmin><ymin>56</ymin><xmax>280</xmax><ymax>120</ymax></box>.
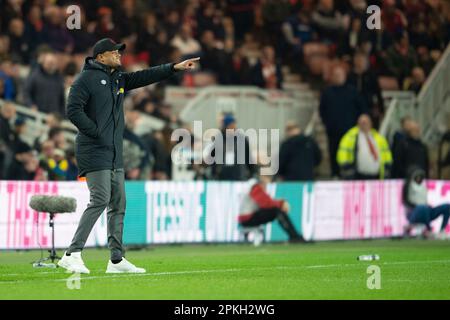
<box><xmin>124</xmin><ymin>57</ymin><xmax>200</xmax><ymax>91</ymax></box>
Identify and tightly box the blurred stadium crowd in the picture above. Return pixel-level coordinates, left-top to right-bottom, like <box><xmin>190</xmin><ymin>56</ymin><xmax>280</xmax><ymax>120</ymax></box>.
<box><xmin>0</xmin><ymin>0</ymin><xmax>449</xmax><ymax>182</ymax></box>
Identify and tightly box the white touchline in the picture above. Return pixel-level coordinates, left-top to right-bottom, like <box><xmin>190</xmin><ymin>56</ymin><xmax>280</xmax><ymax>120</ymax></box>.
<box><xmin>1</xmin><ymin>259</ymin><xmax>449</xmax><ymax>284</ymax></box>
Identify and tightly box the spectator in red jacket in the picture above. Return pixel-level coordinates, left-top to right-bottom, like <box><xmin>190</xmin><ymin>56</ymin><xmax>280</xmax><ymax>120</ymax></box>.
<box><xmin>238</xmin><ymin>175</ymin><xmax>304</xmax><ymax>242</ymax></box>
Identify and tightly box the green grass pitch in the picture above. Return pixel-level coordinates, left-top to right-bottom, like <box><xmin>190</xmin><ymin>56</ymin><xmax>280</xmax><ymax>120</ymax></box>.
<box><xmin>0</xmin><ymin>239</ymin><xmax>449</xmax><ymax>299</ymax></box>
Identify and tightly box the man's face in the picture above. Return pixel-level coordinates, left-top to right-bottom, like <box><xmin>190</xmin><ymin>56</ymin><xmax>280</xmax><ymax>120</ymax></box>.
<box><xmin>42</xmin><ymin>54</ymin><xmax>58</xmax><ymax>74</ymax></box>
<box><xmin>358</xmin><ymin>114</ymin><xmax>372</xmax><ymax>133</ymax></box>
<box><xmin>98</xmin><ymin>50</ymin><xmax>122</xmax><ymax>68</ymax></box>
<box><xmin>331</xmin><ymin>67</ymin><xmax>346</xmax><ymax>85</ymax></box>
<box><xmin>15</xmin><ymin>124</ymin><xmax>26</xmax><ymax>135</ymax></box>
<box><xmin>202</xmin><ymin>31</ymin><xmax>215</xmax><ymax>46</ymax></box>
<box><xmin>53</xmin><ymin>132</ymin><xmax>66</xmax><ymax>146</ymax></box>
<box><xmin>408</xmin><ymin>122</ymin><xmax>421</xmax><ymax>139</ymax></box>
<box><xmin>412</xmin><ymin>67</ymin><xmax>425</xmax><ymax>84</ymax></box>
<box><xmin>353</xmin><ymin>54</ymin><xmax>367</xmax><ymax>72</ymax></box>
<box><xmin>181</xmin><ymin>24</ymin><xmax>192</xmax><ymax>38</ymax></box>
<box><xmin>41</xmin><ymin>141</ymin><xmax>54</xmax><ymax>158</ymax></box>
<box><xmin>1</xmin><ymin>103</ymin><xmax>16</xmax><ymax>119</ymax></box>
<box><xmin>46</xmin><ymin>114</ymin><xmax>60</xmax><ymax>128</ymax></box>
<box><xmin>263</xmin><ymin>46</ymin><xmax>275</xmax><ymax>62</ymax></box>
<box><xmin>397</xmin><ymin>35</ymin><xmax>409</xmax><ymax>48</ymax></box>
<box><xmin>401</xmin><ymin>118</ymin><xmax>413</xmax><ymax>132</ymax></box>
<box><xmin>9</xmin><ymin>19</ymin><xmax>24</xmax><ymax>37</ymax></box>
<box><xmin>157</xmin><ymin>31</ymin><xmax>168</xmax><ymax>44</ymax></box>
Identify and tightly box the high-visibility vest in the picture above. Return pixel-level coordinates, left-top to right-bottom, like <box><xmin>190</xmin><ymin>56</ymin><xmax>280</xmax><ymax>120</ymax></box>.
<box><xmin>337</xmin><ymin>127</ymin><xmax>393</xmax><ymax>179</ymax></box>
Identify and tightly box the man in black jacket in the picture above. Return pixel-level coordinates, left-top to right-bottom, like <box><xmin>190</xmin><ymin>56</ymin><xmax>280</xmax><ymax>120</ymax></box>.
<box><xmin>209</xmin><ymin>114</ymin><xmax>258</xmax><ymax>181</ymax></box>
<box><xmin>0</xmin><ymin>102</ymin><xmax>16</xmax><ymax>178</ymax></box>
<box><xmin>24</xmin><ymin>52</ymin><xmax>66</xmax><ymax>115</ymax></box>
<box><xmin>58</xmin><ymin>38</ymin><xmax>199</xmax><ymax>274</ymax></box>
<box><xmin>347</xmin><ymin>52</ymin><xmax>384</xmax><ymax>129</ymax></box>
<box><xmin>392</xmin><ymin>120</ymin><xmax>429</xmax><ymax>179</ymax></box>
<box><xmin>319</xmin><ymin>65</ymin><xmax>368</xmax><ymax>177</ymax></box>
<box><xmin>278</xmin><ymin>122</ymin><xmax>321</xmax><ymax>181</ymax></box>
<box><xmin>6</xmin><ymin>141</ymin><xmax>38</xmax><ymax>181</ymax></box>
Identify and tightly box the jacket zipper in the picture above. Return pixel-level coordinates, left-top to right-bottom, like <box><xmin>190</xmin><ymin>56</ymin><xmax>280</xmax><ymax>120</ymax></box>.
<box><xmin>110</xmin><ymin>74</ymin><xmax>116</xmax><ymax>169</ymax></box>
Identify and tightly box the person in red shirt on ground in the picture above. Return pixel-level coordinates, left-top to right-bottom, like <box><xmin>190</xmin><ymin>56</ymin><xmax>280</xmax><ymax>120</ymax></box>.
<box><xmin>238</xmin><ymin>175</ymin><xmax>304</xmax><ymax>243</ymax></box>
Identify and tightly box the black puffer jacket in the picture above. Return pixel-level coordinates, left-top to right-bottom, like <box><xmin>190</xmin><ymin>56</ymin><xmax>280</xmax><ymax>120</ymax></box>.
<box><xmin>67</xmin><ymin>57</ymin><xmax>176</xmax><ymax>176</ymax></box>
<box><xmin>278</xmin><ymin>134</ymin><xmax>322</xmax><ymax>181</ymax></box>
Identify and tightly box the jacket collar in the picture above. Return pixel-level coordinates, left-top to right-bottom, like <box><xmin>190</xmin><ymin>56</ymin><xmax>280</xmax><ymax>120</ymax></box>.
<box><xmin>349</xmin><ymin>126</ymin><xmax>378</xmax><ymax>137</ymax></box>
<box><xmin>83</xmin><ymin>57</ymin><xmax>121</xmax><ymax>76</ymax></box>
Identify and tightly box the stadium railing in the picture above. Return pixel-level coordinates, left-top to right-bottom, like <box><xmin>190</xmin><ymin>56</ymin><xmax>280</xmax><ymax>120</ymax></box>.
<box><xmin>0</xmin><ymin>99</ymin><xmax>166</xmax><ymax>146</ymax></box>
<box><xmin>419</xmin><ymin>43</ymin><xmax>450</xmax><ymax>145</ymax></box>
<box><xmin>167</xmin><ymin>84</ymin><xmax>316</xmax><ymax>130</ymax></box>
<box><xmin>380</xmin><ymin>43</ymin><xmax>450</xmax><ymax>146</ymax></box>
<box><xmin>171</xmin><ymin>85</ymin><xmax>317</xmax><ymax>157</ymax></box>
<box><xmin>0</xmin><ymin>100</ymin><xmax>78</xmax><ymax>146</ymax></box>
<box><xmin>2</xmin><ymin>84</ymin><xmax>317</xmax><ymax>154</ymax></box>
<box><xmin>379</xmin><ymin>91</ymin><xmax>416</xmax><ymax>144</ymax></box>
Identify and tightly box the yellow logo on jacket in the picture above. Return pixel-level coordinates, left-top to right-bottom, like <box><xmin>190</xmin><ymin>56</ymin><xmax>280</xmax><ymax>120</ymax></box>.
<box><xmin>117</xmin><ymin>88</ymin><xmax>124</xmax><ymax>95</ymax></box>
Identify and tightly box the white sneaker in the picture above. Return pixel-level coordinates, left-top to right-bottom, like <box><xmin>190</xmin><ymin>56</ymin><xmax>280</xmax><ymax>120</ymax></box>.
<box><xmin>57</xmin><ymin>251</ymin><xmax>90</xmax><ymax>274</ymax></box>
<box><xmin>436</xmin><ymin>231</ymin><xmax>450</xmax><ymax>240</ymax></box>
<box><xmin>105</xmin><ymin>258</ymin><xmax>146</xmax><ymax>273</ymax></box>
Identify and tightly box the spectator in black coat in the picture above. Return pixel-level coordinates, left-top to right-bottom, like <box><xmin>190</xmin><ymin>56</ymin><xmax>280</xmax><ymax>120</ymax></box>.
<box><xmin>8</xmin><ymin>18</ymin><xmax>29</xmax><ymax>64</ymax></box>
<box><xmin>141</xmin><ymin>130</ymin><xmax>170</xmax><ymax>180</ymax></box>
<box><xmin>252</xmin><ymin>46</ymin><xmax>283</xmax><ymax>89</ymax></box>
<box><xmin>94</xmin><ymin>6</ymin><xmax>121</xmax><ymax>43</ymax></box>
<box><xmin>0</xmin><ymin>102</ymin><xmax>16</xmax><ymax>149</ymax></box>
<box><xmin>340</xmin><ymin>18</ymin><xmax>370</xmax><ymax>57</ymax></box>
<box><xmin>149</xmin><ymin>30</ymin><xmax>174</xmax><ymax>66</ymax></box>
<box><xmin>199</xmin><ymin>30</ymin><xmax>223</xmax><ymax>74</ymax></box>
<box><xmin>23</xmin><ymin>5</ymin><xmax>45</xmax><ymax>58</ymax></box>
<box><xmin>24</xmin><ymin>52</ymin><xmax>65</xmax><ymax>115</ymax></box>
<box><xmin>392</xmin><ymin>120</ymin><xmax>429</xmax><ymax>178</ymax></box>
<box><xmin>163</xmin><ymin>9</ymin><xmax>181</xmax><ymax>41</ymax></box>
<box><xmin>6</xmin><ymin>141</ymin><xmax>38</xmax><ymax>181</ymax></box>
<box><xmin>70</xmin><ymin>10</ymin><xmax>96</xmax><ymax>54</ymax></box>
<box><xmin>42</xmin><ymin>6</ymin><xmax>74</xmax><ymax>53</ymax></box>
<box><xmin>281</xmin><ymin>9</ymin><xmax>314</xmax><ymax>63</ymax></box>
<box><xmin>135</xmin><ymin>12</ymin><xmax>159</xmax><ymax>56</ymax></box>
<box><xmin>278</xmin><ymin>122</ymin><xmax>322</xmax><ymax>181</ymax></box>
<box><xmin>311</xmin><ymin>0</ymin><xmax>349</xmax><ymax>43</ymax></box>
<box><xmin>347</xmin><ymin>52</ymin><xmax>384</xmax><ymax>128</ymax></box>
<box><xmin>406</xmin><ymin>67</ymin><xmax>426</xmax><ymax>94</ymax></box>
<box><xmin>228</xmin><ymin>0</ymin><xmax>255</xmax><ymax>41</ymax></box>
<box><xmin>208</xmin><ymin>114</ymin><xmax>258</xmax><ymax>181</ymax></box>
<box><xmin>0</xmin><ymin>102</ymin><xmax>16</xmax><ymax>178</ymax></box>
<box><xmin>228</xmin><ymin>46</ymin><xmax>252</xmax><ymax>85</ymax></box>
<box><xmin>384</xmin><ymin>32</ymin><xmax>418</xmax><ymax>86</ymax></box>
<box><xmin>391</xmin><ymin>116</ymin><xmax>413</xmax><ymax>155</ymax></box>
<box><xmin>319</xmin><ymin>65</ymin><xmax>368</xmax><ymax>177</ymax></box>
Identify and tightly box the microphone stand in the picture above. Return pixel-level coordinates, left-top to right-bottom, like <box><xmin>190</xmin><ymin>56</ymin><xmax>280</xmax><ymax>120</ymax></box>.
<box><xmin>32</xmin><ymin>213</ymin><xmax>62</xmax><ymax>268</ymax></box>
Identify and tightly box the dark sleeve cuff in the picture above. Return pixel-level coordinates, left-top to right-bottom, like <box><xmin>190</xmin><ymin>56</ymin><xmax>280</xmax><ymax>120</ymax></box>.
<box><xmin>171</xmin><ymin>63</ymin><xmax>179</xmax><ymax>72</ymax></box>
